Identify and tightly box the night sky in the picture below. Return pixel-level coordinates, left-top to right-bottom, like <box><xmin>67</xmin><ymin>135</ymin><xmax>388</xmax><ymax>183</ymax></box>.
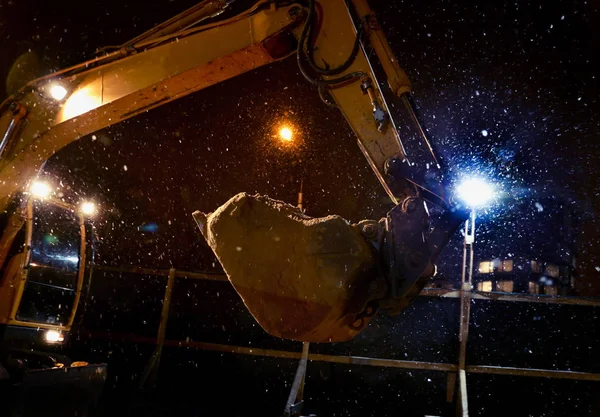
<box><xmin>2</xmin><ymin>1</ymin><xmax>600</xmax><ymax>416</ymax></box>
<box><xmin>1</xmin><ymin>0</ymin><xmax>599</xmax><ymax>293</ymax></box>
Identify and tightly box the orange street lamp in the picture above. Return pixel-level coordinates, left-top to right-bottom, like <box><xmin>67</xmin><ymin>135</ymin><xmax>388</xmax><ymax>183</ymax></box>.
<box><xmin>279</xmin><ymin>126</ymin><xmax>293</xmax><ymax>142</ymax></box>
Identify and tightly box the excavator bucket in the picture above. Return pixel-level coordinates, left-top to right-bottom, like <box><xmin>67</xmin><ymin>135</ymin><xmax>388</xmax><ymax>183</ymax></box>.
<box><xmin>193</xmin><ymin>193</ymin><xmax>381</xmax><ymax>343</ymax></box>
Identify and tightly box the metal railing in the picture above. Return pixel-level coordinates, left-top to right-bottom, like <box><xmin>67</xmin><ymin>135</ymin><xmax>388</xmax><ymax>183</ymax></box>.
<box><xmin>92</xmin><ymin>264</ymin><xmax>600</xmax><ymax>416</ymax></box>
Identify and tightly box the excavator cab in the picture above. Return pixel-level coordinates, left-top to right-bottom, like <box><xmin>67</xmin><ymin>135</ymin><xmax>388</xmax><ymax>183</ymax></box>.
<box><xmin>0</xmin><ymin>194</ymin><xmax>106</xmax><ymax>417</ymax></box>
<box><xmin>0</xmin><ymin>196</ymin><xmax>89</xmax><ymax>344</ymax></box>
<box><xmin>14</xmin><ymin>201</ymin><xmax>82</xmax><ymax>327</ymax></box>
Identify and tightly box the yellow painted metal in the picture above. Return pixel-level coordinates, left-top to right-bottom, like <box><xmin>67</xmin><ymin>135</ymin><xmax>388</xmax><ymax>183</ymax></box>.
<box><xmin>0</xmin><ymin>0</ymin><xmax>419</xmax><ymax>338</ymax></box>
<box><xmin>0</xmin><ymin>0</ymin><xmax>414</xmax><ymax>211</ymax></box>
<box><xmin>0</xmin><ymin>252</ymin><xmax>25</xmax><ymax>324</ymax></box>
<box><xmin>307</xmin><ymin>0</ymin><xmax>411</xmax><ymax>203</ymax></box>
<box><xmin>0</xmin><ymin>202</ymin><xmax>27</xmax><ymax>324</ymax></box>
<box><xmin>121</xmin><ymin>0</ymin><xmax>232</xmax><ymax>48</ymax></box>
<box><xmin>0</xmin><ymin>3</ymin><xmax>301</xmax><ymax>212</ymax></box>
<box><xmin>0</xmin><ymin>209</ymin><xmax>26</xmax><ymax>279</ymax></box>
<box><xmin>6</xmin><ymin>199</ymin><xmax>33</xmax><ymax>324</ymax></box>
<box><xmin>350</xmin><ymin>0</ymin><xmax>412</xmax><ymax>97</ymax></box>
<box><xmin>65</xmin><ymin>211</ymin><xmax>87</xmax><ymax>328</ymax></box>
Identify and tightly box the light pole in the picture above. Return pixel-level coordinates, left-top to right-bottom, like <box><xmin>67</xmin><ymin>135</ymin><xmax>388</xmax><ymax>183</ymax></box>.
<box><xmin>276</xmin><ymin>123</ymin><xmax>310</xmax><ymax>413</ymax></box>
<box><xmin>297</xmin><ymin>177</ymin><xmax>304</xmax><ymax>210</ymax></box>
<box><xmin>278</xmin><ymin>126</ymin><xmax>293</xmax><ymax>142</ymax></box>
<box><xmin>454</xmin><ymin>177</ymin><xmax>494</xmax><ymax>414</ymax></box>
<box><xmin>276</xmin><ymin>123</ymin><xmax>305</xmax><ymax>211</ymax></box>
<box><xmin>30</xmin><ymin>180</ymin><xmax>101</xmax><ymax>218</ymax></box>
<box><xmin>29</xmin><ymin>180</ymin><xmax>52</xmax><ymax>199</ymax></box>
<box><xmin>456</xmin><ymin>178</ymin><xmax>495</xmax><ymax>287</ymax></box>
<box><xmin>80</xmin><ymin>201</ymin><xmax>97</xmax><ymax>217</ymax></box>
<box><xmin>461</xmin><ymin>209</ymin><xmax>476</xmax><ymax>286</ymax></box>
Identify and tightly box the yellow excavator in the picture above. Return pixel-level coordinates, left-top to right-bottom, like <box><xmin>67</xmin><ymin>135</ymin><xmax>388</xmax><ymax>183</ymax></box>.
<box><xmin>0</xmin><ymin>0</ymin><xmax>469</xmax><ymax>411</ymax></box>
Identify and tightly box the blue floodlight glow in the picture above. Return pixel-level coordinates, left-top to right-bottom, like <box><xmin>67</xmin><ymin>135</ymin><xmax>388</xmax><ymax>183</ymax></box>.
<box><xmin>456</xmin><ymin>178</ymin><xmax>495</xmax><ymax>207</ymax></box>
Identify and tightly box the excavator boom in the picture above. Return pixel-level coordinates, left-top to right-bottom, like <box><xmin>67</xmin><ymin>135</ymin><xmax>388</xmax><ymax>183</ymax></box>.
<box><xmin>0</xmin><ymin>0</ymin><xmax>468</xmax><ymax>343</ymax></box>
<box><xmin>0</xmin><ymin>0</ymin><xmax>437</xmax><ymax>212</ymax></box>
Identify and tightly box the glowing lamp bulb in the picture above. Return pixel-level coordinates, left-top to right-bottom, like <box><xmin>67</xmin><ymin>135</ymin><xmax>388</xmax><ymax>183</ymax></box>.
<box><xmin>49</xmin><ymin>84</ymin><xmax>67</xmax><ymax>101</ymax></box>
<box><xmin>279</xmin><ymin>127</ymin><xmax>293</xmax><ymax>142</ymax></box>
<box><xmin>456</xmin><ymin>178</ymin><xmax>494</xmax><ymax>207</ymax></box>
<box><xmin>60</xmin><ymin>86</ymin><xmax>102</xmax><ymax>121</ymax></box>
<box><xmin>80</xmin><ymin>201</ymin><xmax>96</xmax><ymax>216</ymax></box>
<box><xmin>30</xmin><ymin>181</ymin><xmax>51</xmax><ymax>199</ymax></box>
<box><xmin>44</xmin><ymin>330</ymin><xmax>64</xmax><ymax>343</ymax></box>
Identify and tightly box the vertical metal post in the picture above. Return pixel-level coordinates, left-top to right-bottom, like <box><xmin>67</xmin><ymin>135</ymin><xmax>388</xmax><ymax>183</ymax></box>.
<box><xmin>156</xmin><ymin>267</ymin><xmax>176</xmax><ymax>347</ymax></box>
<box><xmin>461</xmin><ymin>220</ymin><xmax>468</xmax><ymax>285</ymax></box>
<box><xmin>138</xmin><ymin>267</ymin><xmax>176</xmax><ymax>389</ymax></box>
<box><xmin>458</xmin><ymin>369</ymin><xmax>468</xmax><ymax>416</ymax></box>
<box><xmin>8</xmin><ymin>199</ymin><xmax>33</xmax><ymax>321</ymax></box>
<box><xmin>296</xmin><ymin>342</ymin><xmax>309</xmax><ymax>403</ymax></box>
<box><xmin>67</xmin><ymin>212</ymin><xmax>87</xmax><ymax>327</ymax></box>
<box><xmin>457</xmin><ymin>210</ymin><xmax>475</xmax><ymax>417</ymax></box>
<box><xmin>297</xmin><ymin>177</ymin><xmax>304</xmax><ymax>211</ymax></box>
<box><xmin>446</xmin><ymin>372</ymin><xmax>457</xmax><ymax>403</ymax></box>
<box><xmin>457</xmin><ymin>291</ymin><xmax>471</xmax><ymax>417</ymax></box>
<box><xmin>284</xmin><ymin>342</ymin><xmax>310</xmax><ymax>417</ymax></box>
<box><xmin>467</xmin><ymin>210</ymin><xmax>475</xmax><ymax>286</ymax></box>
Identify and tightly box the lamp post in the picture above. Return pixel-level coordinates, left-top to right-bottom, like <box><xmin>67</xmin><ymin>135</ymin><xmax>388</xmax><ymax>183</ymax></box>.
<box><xmin>276</xmin><ymin>124</ymin><xmax>305</xmax><ymax>211</ymax></box>
<box><xmin>454</xmin><ymin>177</ymin><xmax>495</xmax><ymax>414</ymax></box>
<box><xmin>29</xmin><ymin>181</ymin><xmax>52</xmax><ymax>199</ymax></box>
<box><xmin>278</xmin><ymin>126</ymin><xmax>293</xmax><ymax>142</ymax></box>
<box><xmin>456</xmin><ymin>178</ymin><xmax>495</xmax><ymax>287</ymax></box>
<box><xmin>30</xmin><ymin>180</ymin><xmax>101</xmax><ymax>218</ymax></box>
<box><xmin>461</xmin><ymin>209</ymin><xmax>476</xmax><ymax>286</ymax></box>
<box><xmin>297</xmin><ymin>178</ymin><xmax>304</xmax><ymax>210</ymax></box>
<box><xmin>80</xmin><ymin>201</ymin><xmax>97</xmax><ymax>217</ymax></box>
<box><xmin>276</xmin><ymin>123</ymin><xmax>310</xmax><ymax>414</ymax></box>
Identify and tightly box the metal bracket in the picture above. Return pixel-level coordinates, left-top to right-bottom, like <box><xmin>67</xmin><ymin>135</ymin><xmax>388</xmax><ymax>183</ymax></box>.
<box><xmin>360</xmin><ymin>77</ymin><xmax>389</xmax><ymax>132</ymax></box>
<box><xmin>380</xmin><ymin>197</ymin><xmax>430</xmax><ymax>313</ymax></box>
<box><xmin>0</xmin><ymin>102</ymin><xmax>27</xmax><ymax>161</ymax></box>
<box><xmin>379</xmin><ymin>197</ymin><xmax>469</xmax><ymax>315</ymax></box>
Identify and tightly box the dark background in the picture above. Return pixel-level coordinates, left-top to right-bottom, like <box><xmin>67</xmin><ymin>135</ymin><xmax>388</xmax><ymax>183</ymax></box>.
<box><xmin>1</xmin><ymin>0</ymin><xmax>598</xmax><ymax>291</ymax></box>
<box><xmin>1</xmin><ymin>0</ymin><xmax>600</xmax><ymax>415</ymax></box>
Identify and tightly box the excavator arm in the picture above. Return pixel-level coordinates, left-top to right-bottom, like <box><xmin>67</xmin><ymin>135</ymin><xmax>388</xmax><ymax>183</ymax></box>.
<box><xmin>0</xmin><ymin>0</ymin><xmax>440</xmax><ymax>211</ymax></box>
<box><xmin>0</xmin><ymin>0</ymin><xmax>468</xmax><ymax>343</ymax></box>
